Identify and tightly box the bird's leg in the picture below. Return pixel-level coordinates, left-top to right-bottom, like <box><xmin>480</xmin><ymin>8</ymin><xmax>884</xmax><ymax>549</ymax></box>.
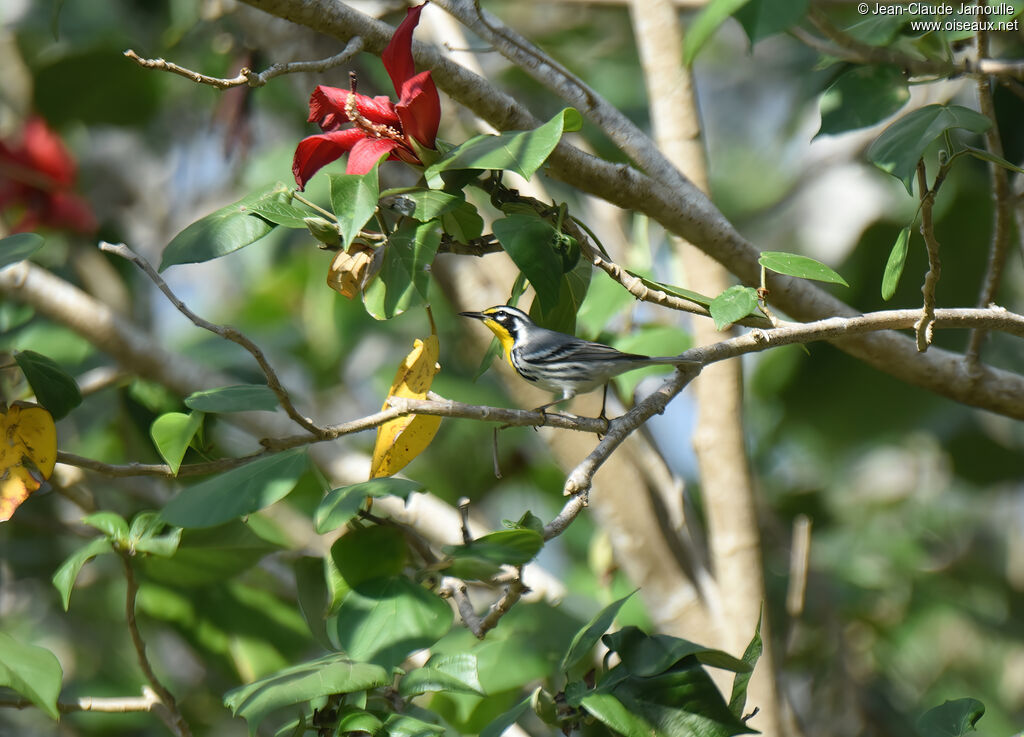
<box><xmin>598</xmin><ymin>384</ymin><xmax>609</xmax><ymax>422</ymax></box>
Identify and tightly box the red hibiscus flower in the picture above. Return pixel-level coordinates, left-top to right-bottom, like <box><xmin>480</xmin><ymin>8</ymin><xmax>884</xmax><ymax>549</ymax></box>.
<box><xmin>0</xmin><ymin>116</ymin><xmax>96</xmax><ymax>234</ymax></box>
<box><xmin>292</xmin><ymin>3</ymin><xmax>440</xmax><ymax>190</ymax></box>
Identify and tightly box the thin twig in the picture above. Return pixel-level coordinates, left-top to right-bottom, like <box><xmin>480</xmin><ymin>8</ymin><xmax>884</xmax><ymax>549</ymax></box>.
<box><xmin>123</xmin><ymin>39</ymin><xmax>364</xmax><ymax>89</ymax></box>
<box><xmin>915</xmin><ymin>162</ymin><xmax>942</xmax><ymax>351</ymax></box>
<box><xmin>0</xmin><ymin>688</ymin><xmax>166</xmax><ymax>714</ymax></box>
<box><xmin>966</xmin><ymin>27</ymin><xmax>1016</xmax><ymax>368</ymax></box>
<box><xmin>119</xmin><ymin>552</ymin><xmax>192</xmax><ymax>737</ymax></box>
<box><xmin>99</xmin><ymin>242</ymin><xmax>324</xmax><ymax>437</ymax></box>
<box><xmin>57</xmin><ymin>450</ymin><xmax>268</xmax><ymax>478</ymax></box>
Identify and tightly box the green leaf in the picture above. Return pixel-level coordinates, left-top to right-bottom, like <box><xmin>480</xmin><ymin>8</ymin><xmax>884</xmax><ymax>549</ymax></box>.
<box><xmin>160</xmin><ymin>449</ymin><xmax>308</xmax><ymax>528</ymax></box>
<box><xmin>388</xmin><ymin>189</ymin><xmax>484</xmax><ymax>243</ymax></box>
<box><xmin>246</xmin><ymin>199</ymin><xmax>313</xmax><ymax>229</ymax></box>
<box><xmin>562</xmin><ymin>592</ymin><xmax>636</xmax><ymax>673</ymax></box>
<box><xmin>81</xmin><ymin>511</ymin><xmax>130</xmax><ymax>544</ymax></box>
<box><xmin>728</xmin><ymin>610</ymin><xmax>763</xmax><ymax>719</ymax></box>
<box><xmin>709</xmin><ymin>285</ymin><xmax>759</xmax><ymax>331</ymax></box>
<box><xmin>293</xmin><ymin>556</ymin><xmax>332</xmax><ymax>649</ymax></box>
<box><xmin>444</xmin><ymin>529</ymin><xmax>544</xmax><ymax>568</ymax></box>
<box><xmin>380</xmin><ymin>713</ymin><xmax>446</xmax><ymax>737</ymax></box>
<box><xmin>331</xmin><ymin>525</ymin><xmax>408</xmax><ymax>588</ymax></box>
<box><xmin>734</xmin><ymin>0</ymin><xmax>810</xmax><ymax>43</ymax></box>
<box><xmin>223</xmin><ymin>652</ymin><xmax>390</xmax><ymax>734</ymax></box>
<box><xmin>52</xmin><ymin>536</ymin><xmax>112</xmax><ymax>611</ymax></box>
<box><xmin>336</xmin><ymin>707</ymin><xmax>384</xmax><ymax>735</ymax></box>
<box><xmin>363</xmin><ymin>220</ymin><xmax>441</xmax><ymax>320</ymax></box>
<box><xmin>329</xmin><ymin>166</ymin><xmax>381</xmax><ymax>247</ymax></box>
<box><xmin>13</xmin><ymin>350</ymin><xmax>82</xmax><ymax>420</ymax></box>
<box><xmin>480</xmin><ymin>693</ymin><xmax>532</xmax><ymax>737</ymax></box>
<box><xmin>759</xmin><ymin>251</ymin><xmax>848</xmax><ymax>286</ymax></box>
<box><xmin>0</xmin><ymin>632</ymin><xmax>63</xmax><ymax>720</ymax></box>
<box><xmin>425</xmin><ymin>108</ymin><xmax>582</xmax><ymax>184</ymax></box>
<box><xmin>881</xmin><ymin>226</ymin><xmax>912</xmax><ymax>301</ymax></box>
<box><xmin>400</xmin><ymin>654</ymin><xmax>485</xmax><ymax>697</ymax></box>
<box><xmin>491</xmin><ymin>214</ymin><xmax>564</xmax><ymax>313</ymax></box>
<box><xmin>0</xmin><ymin>233</ymin><xmax>45</xmax><ymax>269</ymax></box>
<box><xmin>331</xmin><ymin>576</ymin><xmax>453</xmax><ymax>670</ymax></box>
<box><xmin>684</xmin><ymin>0</ymin><xmax>752</xmax><ymax>66</ymax></box>
<box><xmin>150</xmin><ymin>411</ymin><xmax>204</xmax><ymax>475</ymax></box>
<box><xmin>603</xmin><ymin>626</ymin><xmax>752</xmax><ymax>676</ymax></box>
<box><xmin>818</xmin><ymin>65</ymin><xmax>910</xmax><ymax>137</ymax></box>
<box><xmin>628</xmin><ymin>271</ymin><xmax>714</xmax><ymax>307</ymax></box>
<box><xmin>916</xmin><ymin>698</ymin><xmax>985</xmax><ymax>737</ymax></box>
<box><xmin>315</xmin><ymin>478</ymin><xmax>425</xmax><ymax>533</ymax></box>
<box><xmin>160</xmin><ymin>183</ymin><xmax>290</xmax><ymax>270</ymax></box>
<box><xmin>184</xmin><ymin>384</ymin><xmax>280</xmax><ymax>413</ymax></box>
<box><xmin>141</xmin><ymin>520</ymin><xmax>280</xmax><ymax>586</ymax></box>
<box><xmin>867</xmin><ymin>104</ymin><xmax>992</xmax><ymax>192</ymax></box>
<box><xmin>963</xmin><ymin>145</ymin><xmax>1024</xmax><ymax>176</ymax></box>
<box><xmin>581</xmin><ymin>692</ymin><xmax>657</xmax><ymax>737</ymax></box>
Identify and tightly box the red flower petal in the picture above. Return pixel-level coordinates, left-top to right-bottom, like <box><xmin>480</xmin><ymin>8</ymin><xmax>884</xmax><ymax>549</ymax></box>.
<box><xmin>308</xmin><ymin>86</ymin><xmax>400</xmax><ymax>131</ymax></box>
<box><xmin>382</xmin><ymin>3</ymin><xmax>428</xmax><ymax>96</ymax></box>
<box><xmin>396</xmin><ymin>70</ymin><xmax>440</xmax><ymax>149</ymax></box>
<box><xmin>346</xmin><ymin>137</ymin><xmax>402</xmax><ymax>175</ymax></box>
<box><xmin>292</xmin><ymin>129</ymin><xmax>367</xmax><ymax>190</ymax></box>
<box><xmin>17</xmin><ymin>117</ymin><xmax>77</xmax><ymax>187</ymax></box>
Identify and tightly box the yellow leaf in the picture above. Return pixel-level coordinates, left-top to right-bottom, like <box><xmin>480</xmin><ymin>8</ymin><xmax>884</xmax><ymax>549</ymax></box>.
<box><xmin>370</xmin><ymin>334</ymin><xmax>441</xmax><ymax>478</ymax></box>
<box><xmin>1</xmin><ymin>403</ymin><xmax>57</xmax><ymax>522</ymax></box>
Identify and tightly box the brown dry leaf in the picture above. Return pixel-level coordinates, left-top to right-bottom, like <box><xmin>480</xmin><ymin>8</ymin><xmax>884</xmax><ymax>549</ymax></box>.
<box><xmin>1</xmin><ymin>403</ymin><xmax>57</xmax><ymax>522</ymax></box>
<box><xmin>327</xmin><ymin>243</ymin><xmax>375</xmax><ymax>299</ymax></box>
<box><xmin>370</xmin><ymin>333</ymin><xmax>442</xmax><ymax>478</ymax></box>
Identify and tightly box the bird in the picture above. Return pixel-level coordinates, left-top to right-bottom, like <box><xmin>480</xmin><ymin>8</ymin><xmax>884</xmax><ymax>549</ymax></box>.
<box><xmin>459</xmin><ymin>305</ymin><xmax>700</xmax><ymax>417</ymax></box>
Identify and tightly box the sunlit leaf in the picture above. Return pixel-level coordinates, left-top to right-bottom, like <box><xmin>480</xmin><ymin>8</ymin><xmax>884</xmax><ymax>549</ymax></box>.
<box><xmin>709</xmin><ymin>285</ymin><xmax>759</xmax><ymax>330</ymax></box>
<box><xmin>184</xmin><ymin>385</ymin><xmax>279</xmax><ymax>413</ymax></box>
<box><xmin>160</xmin><ymin>183</ymin><xmax>290</xmax><ymax>270</ymax></box>
<box><xmin>881</xmin><ymin>226</ymin><xmax>911</xmax><ymax>301</ymax></box>
<box><xmin>0</xmin><ymin>233</ymin><xmax>45</xmax><ymax>269</ymax></box>
<box><xmin>160</xmin><ymin>449</ymin><xmax>309</xmax><ymax>528</ymax></box>
<box><xmin>444</xmin><ymin>529</ymin><xmax>543</xmax><ymax>567</ymax></box>
<box><xmin>315</xmin><ymin>478</ymin><xmax>425</xmax><ymax>533</ymax></box>
<box><xmin>246</xmin><ymin>199</ymin><xmax>312</xmax><ymax>229</ymax></box>
<box><xmin>399</xmin><ymin>654</ymin><xmax>485</xmax><ymax>697</ymax></box>
<box><xmin>0</xmin><ymin>632</ymin><xmax>63</xmax><ymax>720</ymax></box>
<box><xmin>13</xmin><ymin>350</ymin><xmax>82</xmax><ymax>420</ymax></box>
<box><xmin>728</xmin><ymin>609</ymin><xmax>763</xmax><ymax>719</ymax></box>
<box><xmin>0</xmin><ymin>403</ymin><xmax>57</xmax><ymax>522</ymax></box>
<box><xmin>363</xmin><ymin>220</ymin><xmax>441</xmax><ymax>320</ymax></box>
<box><xmin>81</xmin><ymin>511</ymin><xmax>130</xmax><ymax>544</ymax></box>
<box><xmin>915</xmin><ymin>698</ymin><xmax>985</xmax><ymax>737</ymax></box>
<box><xmin>581</xmin><ymin>692</ymin><xmax>657</xmax><ymax>737</ymax></box>
<box><xmin>759</xmin><ymin>251</ymin><xmax>848</xmax><ymax>286</ymax></box>
<box><xmin>370</xmin><ymin>333</ymin><xmax>442</xmax><ymax>478</ymax></box>
<box><xmin>493</xmin><ymin>214</ymin><xmax>564</xmax><ymax>314</ymax></box>
<box><xmin>329</xmin><ymin>165</ymin><xmax>381</xmax><ymax>247</ymax></box>
<box><xmin>150</xmin><ymin>411</ymin><xmax>204</xmax><ymax>475</ymax></box>
<box><xmin>684</xmin><ymin>0</ymin><xmax>752</xmax><ymax>65</ymax></box>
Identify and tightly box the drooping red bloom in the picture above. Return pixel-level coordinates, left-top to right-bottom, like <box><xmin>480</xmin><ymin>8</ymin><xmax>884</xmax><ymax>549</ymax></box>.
<box><xmin>0</xmin><ymin>116</ymin><xmax>96</xmax><ymax>234</ymax></box>
<box><xmin>292</xmin><ymin>3</ymin><xmax>440</xmax><ymax>190</ymax></box>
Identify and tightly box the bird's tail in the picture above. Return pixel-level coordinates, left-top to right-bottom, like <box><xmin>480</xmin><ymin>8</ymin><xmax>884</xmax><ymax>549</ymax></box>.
<box><xmin>646</xmin><ymin>355</ymin><xmax>702</xmax><ymax>368</ymax></box>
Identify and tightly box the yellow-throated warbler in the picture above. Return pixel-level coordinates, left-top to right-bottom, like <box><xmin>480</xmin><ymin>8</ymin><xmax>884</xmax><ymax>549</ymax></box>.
<box><xmin>460</xmin><ymin>305</ymin><xmax>700</xmax><ymax>414</ymax></box>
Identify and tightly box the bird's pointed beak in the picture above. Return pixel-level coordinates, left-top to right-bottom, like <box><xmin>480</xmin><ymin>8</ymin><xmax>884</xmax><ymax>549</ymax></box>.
<box><xmin>458</xmin><ymin>311</ymin><xmax>487</xmax><ymax>321</ymax></box>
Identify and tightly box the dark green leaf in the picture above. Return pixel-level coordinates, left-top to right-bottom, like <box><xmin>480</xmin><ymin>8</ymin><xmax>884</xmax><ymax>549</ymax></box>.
<box><xmin>13</xmin><ymin>350</ymin><xmax>82</xmax><ymax>420</ymax></box>
<box><xmin>759</xmin><ymin>251</ymin><xmax>849</xmax><ymax>286</ymax></box>
<box><xmin>336</xmin><ymin>707</ymin><xmax>384</xmax><ymax>735</ymax></box>
<box><xmin>709</xmin><ymin>285</ymin><xmax>759</xmax><ymax>331</ymax></box>
<box><xmin>818</xmin><ymin>65</ymin><xmax>909</xmax><ymax>137</ymax></box>
<box><xmin>329</xmin><ymin>166</ymin><xmax>381</xmax><ymax>247</ymax></box>
<box><xmin>480</xmin><ymin>693</ymin><xmax>532</xmax><ymax>737</ymax></box>
<box><xmin>916</xmin><ymin>698</ymin><xmax>985</xmax><ymax>737</ymax></box>
<box><xmin>629</xmin><ymin>272</ymin><xmax>714</xmax><ymax>307</ymax></box>
<box><xmin>964</xmin><ymin>145</ymin><xmax>1024</xmax><ymax>176</ymax></box>
<box><xmin>867</xmin><ymin>104</ymin><xmax>992</xmax><ymax>192</ymax></box>
<box><xmin>581</xmin><ymin>692</ymin><xmax>657</xmax><ymax>737</ymax></box>
<box><xmin>160</xmin><ymin>183</ymin><xmax>290</xmax><ymax>270</ymax></box>
<box><xmin>223</xmin><ymin>652</ymin><xmax>390</xmax><ymax>734</ymax></box>
<box><xmin>315</xmin><ymin>478</ymin><xmax>425</xmax><ymax>533</ymax></box>
<box><xmin>246</xmin><ymin>199</ymin><xmax>313</xmax><ymax>229</ymax></box>
<box><xmin>492</xmin><ymin>214</ymin><xmax>564</xmax><ymax>313</ymax></box>
<box><xmin>380</xmin><ymin>713</ymin><xmax>446</xmax><ymax>737</ymax></box>
<box><xmin>400</xmin><ymin>654</ymin><xmax>485</xmax><ymax>697</ymax></box>
<box><xmin>184</xmin><ymin>385</ymin><xmax>279</xmax><ymax>413</ymax></box>
<box><xmin>0</xmin><ymin>233</ymin><xmax>45</xmax><ymax>269</ymax></box>
<box><xmin>562</xmin><ymin>592</ymin><xmax>636</xmax><ymax>673</ymax></box>
<box><xmin>603</xmin><ymin>626</ymin><xmax>752</xmax><ymax>676</ymax></box>
<box><xmin>294</xmin><ymin>556</ymin><xmax>332</xmax><ymax>649</ymax></box>
<box><xmin>141</xmin><ymin>521</ymin><xmax>280</xmax><ymax>586</ymax></box>
<box><xmin>529</xmin><ymin>256</ymin><xmax>592</xmax><ymax>334</ymax></box>
<box><xmin>150</xmin><ymin>411</ymin><xmax>204</xmax><ymax>475</ymax></box>
<box><xmin>882</xmin><ymin>226</ymin><xmax>912</xmax><ymax>301</ymax></box>
<box><xmin>728</xmin><ymin>610</ymin><xmax>763</xmax><ymax>719</ymax></box>
<box><xmin>81</xmin><ymin>511</ymin><xmax>130</xmax><ymax>544</ymax></box>
<box><xmin>52</xmin><ymin>537</ymin><xmax>112</xmax><ymax>611</ymax></box>
<box><xmin>331</xmin><ymin>525</ymin><xmax>408</xmax><ymax>588</ymax></box>
<box><xmin>444</xmin><ymin>529</ymin><xmax>543</xmax><ymax>567</ymax></box>
<box><xmin>160</xmin><ymin>449</ymin><xmax>308</xmax><ymax>528</ymax></box>
<box><xmin>331</xmin><ymin>576</ymin><xmax>453</xmax><ymax>670</ymax></box>
<box><xmin>0</xmin><ymin>633</ymin><xmax>63</xmax><ymax>720</ymax></box>
<box><xmin>684</xmin><ymin>0</ymin><xmax>752</xmax><ymax>65</ymax></box>
<box><xmin>363</xmin><ymin>220</ymin><xmax>441</xmax><ymax>320</ymax></box>
<box><xmin>426</xmin><ymin>108</ymin><xmax>582</xmax><ymax>183</ymax></box>
<box><xmin>734</xmin><ymin>0</ymin><xmax>810</xmax><ymax>43</ymax></box>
